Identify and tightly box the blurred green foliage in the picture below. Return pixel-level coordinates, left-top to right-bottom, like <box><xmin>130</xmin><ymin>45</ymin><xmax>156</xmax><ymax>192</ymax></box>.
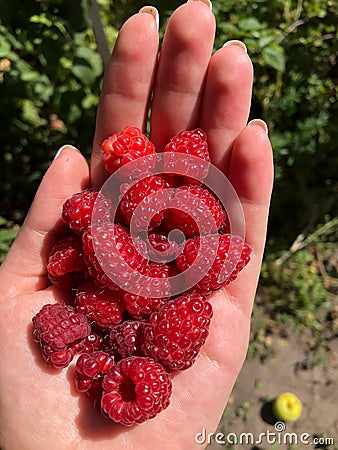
<box><xmin>0</xmin><ymin>1</ymin><xmax>337</xmax><ymax>338</ymax></box>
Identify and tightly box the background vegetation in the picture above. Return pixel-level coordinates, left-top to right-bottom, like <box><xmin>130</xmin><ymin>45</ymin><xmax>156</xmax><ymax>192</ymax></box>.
<box><xmin>0</xmin><ymin>0</ymin><xmax>337</xmax><ymax>358</ymax></box>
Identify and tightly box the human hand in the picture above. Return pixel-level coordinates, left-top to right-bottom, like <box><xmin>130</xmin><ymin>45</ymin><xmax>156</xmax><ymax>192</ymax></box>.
<box><xmin>0</xmin><ymin>2</ymin><xmax>273</xmax><ymax>449</ymax></box>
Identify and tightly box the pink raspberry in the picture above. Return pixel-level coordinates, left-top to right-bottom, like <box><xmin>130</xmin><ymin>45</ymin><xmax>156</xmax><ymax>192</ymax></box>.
<box><xmin>142</xmin><ymin>293</ymin><xmax>213</xmax><ymax>371</ymax></box>
<box><xmin>164</xmin><ymin>185</ymin><xmax>226</xmax><ymax>237</ymax></box>
<box><xmin>62</xmin><ymin>189</ymin><xmax>111</xmax><ymax>235</ymax></box>
<box><xmin>32</xmin><ymin>304</ymin><xmax>91</xmax><ymax>368</ymax></box>
<box><xmin>75</xmin><ymin>282</ymin><xmax>125</xmax><ymax>330</ymax></box>
<box><xmin>164</xmin><ymin>128</ymin><xmax>210</xmax><ymax>184</ymax></box>
<box><xmin>176</xmin><ymin>233</ymin><xmax>252</xmax><ymax>294</ymax></box>
<box><xmin>109</xmin><ymin>320</ymin><xmax>145</xmax><ymax>360</ymax></box>
<box><xmin>119</xmin><ymin>175</ymin><xmax>173</xmax><ymax>229</ymax></box>
<box><xmin>47</xmin><ymin>234</ymin><xmax>88</xmax><ymax>290</ymax></box>
<box><xmin>101</xmin><ymin>356</ymin><xmax>172</xmax><ymax>425</ymax></box>
<box><xmin>102</xmin><ymin>126</ymin><xmax>155</xmax><ymax>175</ymax></box>
<box><xmin>123</xmin><ymin>263</ymin><xmax>171</xmax><ymax>319</ymax></box>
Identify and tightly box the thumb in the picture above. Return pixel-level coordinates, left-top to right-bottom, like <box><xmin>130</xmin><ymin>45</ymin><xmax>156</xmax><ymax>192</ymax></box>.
<box><xmin>0</xmin><ymin>146</ymin><xmax>90</xmax><ymax>299</ymax></box>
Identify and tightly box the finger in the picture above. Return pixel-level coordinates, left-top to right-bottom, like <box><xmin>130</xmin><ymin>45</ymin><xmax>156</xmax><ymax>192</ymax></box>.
<box><xmin>150</xmin><ymin>1</ymin><xmax>215</xmax><ymax>150</ymax></box>
<box><xmin>0</xmin><ymin>146</ymin><xmax>90</xmax><ymax>299</ymax></box>
<box><xmin>91</xmin><ymin>10</ymin><xmax>159</xmax><ymax>188</ymax></box>
<box><xmin>225</xmin><ymin>122</ymin><xmax>274</xmax><ymax>312</ymax></box>
<box><xmin>200</xmin><ymin>42</ymin><xmax>253</xmax><ymax>171</ymax></box>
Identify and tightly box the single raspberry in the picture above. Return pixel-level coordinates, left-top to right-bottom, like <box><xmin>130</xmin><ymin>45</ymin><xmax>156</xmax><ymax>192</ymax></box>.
<box><xmin>47</xmin><ymin>234</ymin><xmax>88</xmax><ymax>290</ymax></box>
<box><xmin>32</xmin><ymin>303</ymin><xmax>91</xmax><ymax>368</ymax></box>
<box><xmin>102</xmin><ymin>126</ymin><xmax>156</xmax><ymax>175</ymax></box>
<box><xmin>123</xmin><ymin>263</ymin><xmax>171</xmax><ymax>319</ymax></box>
<box><xmin>119</xmin><ymin>175</ymin><xmax>173</xmax><ymax>229</ymax></box>
<box><xmin>82</xmin><ymin>224</ymin><xmax>147</xmax><ymax>292</ymax></box>
<box><xmin>176</xmin><ymin>234</ymin><xmax>252</xmax><ymax>294</ymax></box>
<box><xmin>142</xmin><ymin>293</ymin><xmax>212</xmax><ymax>371</ymax></box>
<box><xmin>109</xmin><ymin>320</ymin><xmax>145</xmax><ymax>360</ymax></box>
<box><xmin>71</xmin><ymin>331</ymin><xmax>106</xmax><ymax>355</ymax></box>
<box><xmin>75</xmin><ymin>282</ymin><xmax>125</xmax><ymax>330</ymax></box>
<box><xmin>82</xmin><ymin>229</ymin><xmax>119</xmax><ymax>292</ymax></box>
<box><xmin>101</xmin><ymin>356</ymin><xmax>172</xmax><ymax>425</ymax></box>
<box><xmin>164</xmin><ymin>128</ymin><xmax>210</xmax><ymax>184</ymax></box>
<box><xmin>75</xmin><ymin>351</ymin><xmax>114</xmax><ymax>393</ymax></box>
<box><xmin>147</xmin><ymin>230</ymin><xmax>183</xmax><ymax>261</ymax></box>
<box><xmin>62</xmin><ymin>189</ymin><xmax>111</xmax><ymax>235</ymax></box>
<box><xmin>163</xmin><ymin>185</ymin><xmax>226</xmax><ymax>237</ymax></box>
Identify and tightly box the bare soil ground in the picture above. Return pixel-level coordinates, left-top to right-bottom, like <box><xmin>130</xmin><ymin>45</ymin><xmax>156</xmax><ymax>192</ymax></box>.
<box><xmin>207</xmin><ymin>332</ymin><xmax>338</xmax><ymax>449</ymax></box>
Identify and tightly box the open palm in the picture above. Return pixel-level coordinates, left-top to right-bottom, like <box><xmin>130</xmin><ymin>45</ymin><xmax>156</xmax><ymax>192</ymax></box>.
<box><xmin>0</xmin><ymin>3</ymin><xmax>273</xmax><ymax>449</ymax></box>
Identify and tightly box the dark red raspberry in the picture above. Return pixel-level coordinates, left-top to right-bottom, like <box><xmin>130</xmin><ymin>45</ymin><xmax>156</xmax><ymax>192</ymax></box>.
<box><xmin>82</xmin><ymin>224</ymin><xmax>148</xmax><ymax>292</ymax></box>
<box><xmin>62</xmin><ymin>189</ymin><xmax>111</xmax><ymax>235</ymax></box>
<box><xmin>142</xmin><ymin>293</ymin><xmax>213</xmax><ymax>371</ymax></box>
<box><xmin>164</xmin><ymin>128</ymin><xmax>210</xmax><ymax>184</ymax></box>
<box><xmin>102</xmin><ymin>126</ymin><xmax>155</xmax><ymax>175</ymax></box>
<box><xmin>176</xmin><ymin>234</ymin><xmax>252</xmax><ymax>294</ymax></box>
<box><xmin>32</xmin><ymin>304</ymin><xmax>91</xmax><ymax>368</ymax></box>
<box><xmin>119</xmin><ymin>175</ymin><xmax>173</xmax><ymax>229</ymax></box>
<box><xmin>75</xmin><ymin>351</ymin><xmax>114</xmax><ymax>393</ymax></box>
<box><xmin>109</xmin><ymin>320</ymin><xmax>145</xmax><ymax>360</ymax></box>
<box><xmin>47</xmin><ymin>234</ymin><xmax>88</xmax><ymax>290</ymax></box>
<box><xmin>163</xmin><ymin>185</ymin><xmax>226</xmax><ymax>237</ymax></box>
<box><xmin>75</xmin><ymin>282</ymin><xmax>125</xmax><ymax>330</ymax></box>
<box><xmin>101</xmin><ymin>356</ymin><xmax>172</xmax><ymax>425</ymax></box>
<box><xmin>123</xmin><ymin>263</ymin><xmax>171</xmax><ymax>318</ymax></box>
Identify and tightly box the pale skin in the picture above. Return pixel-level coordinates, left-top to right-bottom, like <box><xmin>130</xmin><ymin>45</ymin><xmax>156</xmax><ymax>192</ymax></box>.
<box><xmin>0</xmin><ymin>3</ymin><xmax>273</xmax><ymax>450</ymax></box>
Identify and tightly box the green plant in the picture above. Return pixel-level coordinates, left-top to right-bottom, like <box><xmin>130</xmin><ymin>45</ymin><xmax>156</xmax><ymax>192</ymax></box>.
<box><xmin>0</xmin><ymin>217</ymin><xmax>19</xmax><ymax>263</ymax></box>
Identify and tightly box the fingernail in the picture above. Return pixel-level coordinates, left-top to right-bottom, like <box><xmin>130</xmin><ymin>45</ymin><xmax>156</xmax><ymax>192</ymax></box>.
<box><xmin>223</xmin><ymin>40</ymin><xmax>247</xmax><ymax>53</ymax></box>
<box><xmin>187</xmin><ymin>0</ymin><xmax>212</xmax><ymax>11</ymax></box>
<box><xmin>53</xmin><ymin>144</ymin><xmax>80</xmax><ymax>160</ymax></box>
<box><xmin>248</xmin><ymin>119</ymin><xmax>269</xmax><ymax>135</ymax></box>
<box><xmin>139</xmin><ymin>6</ymin><xmax>159</xmax><ymax>30</ymax></box>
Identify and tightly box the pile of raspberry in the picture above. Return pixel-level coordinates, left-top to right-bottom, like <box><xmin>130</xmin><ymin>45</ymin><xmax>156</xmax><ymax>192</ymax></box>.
<box><xmin>32</xmin><ymin>126</ymin><xmax>252</xmax><ymax>426</ymax></box>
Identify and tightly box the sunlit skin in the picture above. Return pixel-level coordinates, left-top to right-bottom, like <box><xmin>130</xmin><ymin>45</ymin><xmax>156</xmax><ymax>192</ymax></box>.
<box><xmin>0</xmin><ymin>3</ymin><xmax>273</xmax><ymax>449</ymax></box>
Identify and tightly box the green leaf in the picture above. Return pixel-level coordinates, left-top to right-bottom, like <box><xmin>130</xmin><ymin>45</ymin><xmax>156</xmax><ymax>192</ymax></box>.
<box><xmin>0</xmin><ymin>228</ymin><xmax>18</xmax><ymax>241</ymax></box>
<box><xmin>238</xmin><ymin>18</ymin><xmax>263</xmax><ymax>31</ymax></box>
<box><xmin>262</xmin><ymin>46</ymin><xmax>285</xmax><ymax>72</ymax></box>
<box><xmin>29</xmin><ymin>14</ymin><xmax>52</xmax><ymax>27</ymax></box>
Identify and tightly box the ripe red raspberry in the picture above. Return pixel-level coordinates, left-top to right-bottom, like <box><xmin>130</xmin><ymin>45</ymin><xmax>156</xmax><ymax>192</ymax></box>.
<box><xmin>75</xmin><ymin>282</ymin><xmax>125</xmax><ymax>330</ymax></box>
<box><xmin>164</xmin><ymin>128</ymin><xmax>210</xmax><ymax>184</ymax></box>
<box><xmin>102</xmin><ymin>126</ymin><xmax>155</xmax><ymax>175</ymax></box>
<box><xmin>82</xmin><ymin>224</ymin><xmax>147</xmax><ymax>292</ymax></box>
<box><xmin>147</xmin><ymin>230</ymin><xmax>183</xmax><ymax>260</ymax></box>
<box><xmin>75</xmin><ymin>351</ymin><xmax>114</xmax><ymax>393</ymax></box>
<box><xmin>119</xmin><ymin>175</ymin><xmax>173</xmax><ymax>229</ymax></box>
<box><xmin>109</xmin><ymin>320</ymin><xmax>145</xmax><ymax>360</ymax></box>
<box><xmin>71</xmin><ymin>331</ymin><xmax>106</xmax><ymax>355</ymax></box>
<box><xmin>176</xmin><ymin>234</ymin><xmax>252</xmax><ymax>294</ymax></box>
<box><xmin>47</xmin><ymin>234</ymin><xmax>88</xmax><ymax>290</ymax></box>
<box><xmin>123</xmin><ymin>263</ymin><xmax>171</xmax><ymax>318</ymax></box>
<box><xmin>62</xmin><ymin>189</ymin><xmax>111</xmax><ymax>235</ymax></box>
<box><xmin>101</xmin><ymin>356</ymin><xmax>172</xmax><ymax>425</ymax></box>
<box><xmin>32</xmin><ymin>304</ymin><xmax>91</xmax><ymax>368</ymax></box>
<box><xmin>163</xmin><ymin>185</ymin><xmax>226</xmax><ymax>237</ymax></box>
<box><xmin>142</xmin><ymin>293</ymin><xmax>213</xmax><ymax>371</ymax></box>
